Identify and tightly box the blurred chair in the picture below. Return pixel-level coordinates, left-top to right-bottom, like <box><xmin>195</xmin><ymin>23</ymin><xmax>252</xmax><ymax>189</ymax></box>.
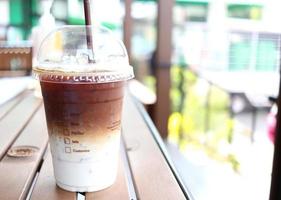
<box><xmin>128</xmin><ymin>79</ymin><xmax>156</xmax><ymax>105</ymax></box>
<box><xmin>128</xmin><ymin>79</ymin><xmax>156</xmax><ymax>117</ymax></box>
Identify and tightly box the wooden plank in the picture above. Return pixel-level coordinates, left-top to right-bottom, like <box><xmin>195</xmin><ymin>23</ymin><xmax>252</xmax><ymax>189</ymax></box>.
<box><xmin>0</xmin><ymin>92</ymin><xmax>41</xmax><ymax>159</ymax></box>
<box><xmin>122</xmin><ymin>94</ymin><xmax>186</xmax><ymax>200</ymax></box>
<box><xmin>30</xmin><ymin>150</ymin><xmax>76</xmax><ymax>200</ymax></box>
<box><xmin>0</xmin><ymin>90</ymin><xmax>27</xmax><ymax>120</ymax></box>
<box><xmin>85</xmin><ymin>147</ymin><xmax>130</xmax><ymax>200</ymax></box>
<box><xmin>0</xmin><ymin>106</ymin><xmax>48</xmax><ymax>200</ymax></box>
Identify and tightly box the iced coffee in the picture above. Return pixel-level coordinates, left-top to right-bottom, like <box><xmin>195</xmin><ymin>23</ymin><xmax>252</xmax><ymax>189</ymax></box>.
<box><xmin>33</xmin><ymin>26</ymin><xmax>134</xmax><ymax>192</ymax></box>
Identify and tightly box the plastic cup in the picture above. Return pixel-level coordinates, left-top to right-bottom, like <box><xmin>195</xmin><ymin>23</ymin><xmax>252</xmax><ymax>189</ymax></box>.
<box><xmin>33</xmin><ymin>26</ymin><xmax>134</xmax><ymax>192</ymax></box>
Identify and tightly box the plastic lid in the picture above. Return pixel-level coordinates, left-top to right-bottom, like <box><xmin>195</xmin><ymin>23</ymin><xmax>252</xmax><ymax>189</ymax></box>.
<box><xmin>33</xmin><ymin>25</ymin><xmax>134</xmax><ymax>83</ymax></box>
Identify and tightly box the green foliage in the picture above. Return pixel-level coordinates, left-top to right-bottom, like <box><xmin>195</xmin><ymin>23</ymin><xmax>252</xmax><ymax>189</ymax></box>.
<box><xmin>227</xmin><ymin>154</ymin><xmax>240</xmax><ymax>172</ymax></box>
<box><xmin>168</xmin><ymin>66</ymin><xmax>239</xmax><ymax>171</ymax></box>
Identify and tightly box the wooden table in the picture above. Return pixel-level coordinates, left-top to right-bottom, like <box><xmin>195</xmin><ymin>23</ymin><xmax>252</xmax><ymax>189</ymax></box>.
<box><xmin>0</xmin><ymin>87</ymin><xmax>190</xmax><ymax>200</ymax></box>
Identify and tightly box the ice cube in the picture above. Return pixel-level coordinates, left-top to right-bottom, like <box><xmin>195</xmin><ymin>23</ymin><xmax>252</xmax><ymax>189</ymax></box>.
<box><xmin>61</xmin><ymin>54</ymin><xmax>71</xmax><ymax>63</ymax></box>
<box><xmin>76</xmin><ymin>50</ymin><xmax>90</xmax><ymax>64</ymax></box>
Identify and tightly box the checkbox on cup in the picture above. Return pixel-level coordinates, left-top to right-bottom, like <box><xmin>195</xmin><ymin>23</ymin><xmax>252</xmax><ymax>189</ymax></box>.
<box><xmin>64</xmin><ymin>138</ymin><xmax>70</xmax><ymax>144</ymax></box>
<box><xmin>65</xmin><ymin>147</ymin><xmax>71</xmax><ymax>153</ymax></box>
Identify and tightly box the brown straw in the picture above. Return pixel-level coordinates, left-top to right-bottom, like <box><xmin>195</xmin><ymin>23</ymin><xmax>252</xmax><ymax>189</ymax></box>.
<box><xmin>83</xmin><ymin>0</ymin><xmax>94</xmax><ymax>62</ymax></box>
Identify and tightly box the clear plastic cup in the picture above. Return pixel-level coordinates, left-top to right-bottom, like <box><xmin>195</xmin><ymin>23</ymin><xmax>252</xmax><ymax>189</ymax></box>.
<box><xmin>33</xmin><ymin>26</ymin><xmax>134</xmax><ymax>192</ymax></box>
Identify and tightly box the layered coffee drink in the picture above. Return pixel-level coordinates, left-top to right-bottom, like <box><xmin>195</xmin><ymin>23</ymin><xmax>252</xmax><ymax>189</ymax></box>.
<box><xmin>40</xmin><ymin>73</ymin><xmax>124</xmax><ymax>191</ymax></box>
<box><xmin>33</xmin><ymin>26</ymin><xmax>134</xmax><ymax>192</ymax></box>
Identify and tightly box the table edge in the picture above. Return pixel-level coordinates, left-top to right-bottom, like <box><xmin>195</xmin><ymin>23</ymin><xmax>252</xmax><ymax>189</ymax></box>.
<box><xmin>130</xmin><ymin>94</ymin><xmax>195</xmax><ymax>200</ymax></box>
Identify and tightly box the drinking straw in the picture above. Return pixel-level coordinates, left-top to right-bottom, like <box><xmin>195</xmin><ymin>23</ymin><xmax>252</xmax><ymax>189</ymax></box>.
<box><xmin>83</xmin><ymin>0</ymin><xmax>94</xmax><ymax>62</ymax></box>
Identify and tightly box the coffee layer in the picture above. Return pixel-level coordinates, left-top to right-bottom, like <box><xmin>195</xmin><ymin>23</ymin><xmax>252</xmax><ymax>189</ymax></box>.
<box><xmin>41</xmin><ymin>80</ymin><xmax>124</xmax><ymax>159</ymax></box>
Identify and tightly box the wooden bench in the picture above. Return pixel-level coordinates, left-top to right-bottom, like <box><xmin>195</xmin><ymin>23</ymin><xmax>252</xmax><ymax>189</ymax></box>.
<box><xmin>0</xmin><ymin>86</ymin><xmax>190</xmax><ymax>200</ymax></box>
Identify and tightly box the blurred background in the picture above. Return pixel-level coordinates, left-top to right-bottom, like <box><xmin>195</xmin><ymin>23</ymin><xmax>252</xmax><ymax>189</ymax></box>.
<box><xmin>0</xmin><ymin>0</ymin><xmax>279</xmax><ymax>199</ymax></box>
